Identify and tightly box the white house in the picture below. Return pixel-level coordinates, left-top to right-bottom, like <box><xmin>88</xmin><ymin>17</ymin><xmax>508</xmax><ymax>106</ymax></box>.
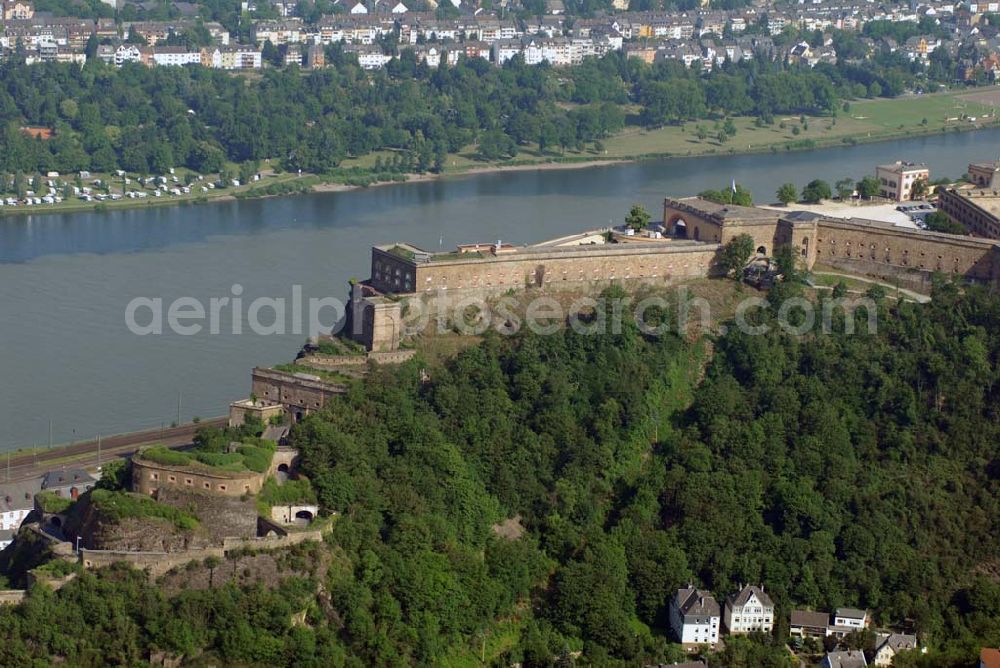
<box><xmin>150</xmin><ymin>47</ymin><xmax>202</xmax><ymax>67</ymax></box>
<box><xmin>872</xmin><ymin>633</ymin><xmax>917</xmax><ymax>666</ymax></box>
<box><xmin>669</xmin><ymin>586</ymin><xmax>721</xmax><ymax>646</ymax></box>
<box><xmin>724</xmin><ymin>584</ymin><xmax>774</xmax><ymax>634</ymax></box>
<box><xmin>113</xmin><ymin>44</ymin><xmax>144</xmax><ymax>66</ymax></box>
<box><xmin>1</xmin><ymin>479</ymin><xmax>43</xmax><ymax>549</ymax></box>
<box><xmin>831</xmin><ymin>608</ymin><xmax>868</xmax><ymax>634</ymax></box>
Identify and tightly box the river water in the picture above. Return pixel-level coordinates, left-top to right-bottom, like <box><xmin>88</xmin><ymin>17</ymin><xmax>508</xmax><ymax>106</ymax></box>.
<box><xmin>1</xmin><ymin>128</ymin><xmax>997</xmax><ymax>450</ymax></box>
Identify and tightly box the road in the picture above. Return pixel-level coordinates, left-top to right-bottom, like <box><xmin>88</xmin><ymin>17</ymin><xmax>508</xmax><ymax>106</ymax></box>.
<box><xmin>1</xmin><ymin>417</ymin><xmax>227</xmax><ymax>483</ymax></box>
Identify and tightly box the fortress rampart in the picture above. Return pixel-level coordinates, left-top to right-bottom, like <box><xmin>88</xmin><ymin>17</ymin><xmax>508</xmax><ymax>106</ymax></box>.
<box><xmin>131</xmin><ymin>454</ymin><xmax>266</xmax><ymax>497</ymax></box>
<box><xmin>251</xmin><ymin>367</ymin><xmax>347</xmax><ymax>420</ymax></box>
<box><xmin>349</xmin><ymin>196</ymin><xmax>1000</xmax><ymax>349</ymax></box>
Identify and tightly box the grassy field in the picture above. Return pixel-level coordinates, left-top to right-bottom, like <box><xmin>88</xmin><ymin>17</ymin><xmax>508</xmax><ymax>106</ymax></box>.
<box><xmin>437</xmin><ymin>91</ymin><xmax>1000</xmax><ymax>171</ymax></box>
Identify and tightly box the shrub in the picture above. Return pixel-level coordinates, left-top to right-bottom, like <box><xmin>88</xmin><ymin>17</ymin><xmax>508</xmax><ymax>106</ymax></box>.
<box><xmin>259</xmin><ymin>477</ymin><xmax>317</xmax><ymax>506</ymax></box>
<box><xmin>193</xmin><ymin>452</ymin><xmax>244</xmax><ymax>468</ymax></box>
<box><xmin>36</xmin><ymin>491</ymin><xmax>72</xmax><ymax>514</ymax></box>
<box><xmin>89</xmin><ymin>489</ymin><xmax>199</xmax><ymax>530</ymax></box>
<box><xmin>237</xmin><ymin>445</ymin><xmax>273</xmax><ymax>473</ymax></box>
<box><xmin>140</xmin><ymin>446</ymin><xmax>192</xmax><ymax>467</ymax></box>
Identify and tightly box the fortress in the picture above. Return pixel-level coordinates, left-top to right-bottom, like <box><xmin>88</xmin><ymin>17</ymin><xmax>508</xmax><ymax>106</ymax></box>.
<box><xmin>348</xmin><ymin>196</ymin><xmax>1000</xmax><ymax>350</ymax></box>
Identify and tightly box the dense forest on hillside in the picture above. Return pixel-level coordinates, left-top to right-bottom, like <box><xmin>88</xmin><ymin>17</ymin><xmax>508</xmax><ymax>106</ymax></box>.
<box><xmin>0</xmin><ymin>280</ymin><xmax>998</xmax><ymax>666</ymax></box>
<box><xmin>0</xmin><ymin>42</ymin><xmax>952</xmax><ymax>177</ymax></box>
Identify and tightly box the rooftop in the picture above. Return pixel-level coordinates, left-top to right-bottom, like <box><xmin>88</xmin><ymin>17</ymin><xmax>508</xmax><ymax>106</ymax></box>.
<box><xmin>969</xmin><ymin>160</ymin><xmax>1000</xmax><ymax>171</ymax></box>
<box><xmin>948</xmin><ymin>188</ymin><xmax>1000</xmax><ymax>217</ymax></box>
<box><xmin>728</xmin><ymin>584</ymin><xmax>774</xmax><ymax>608</ymax></box>
<box><xmin>41</xmin><ymin>469</ymin><xmax>96</xmax><ymax>490</ymax></box>
<box><xmin>376</xmin><ymin>235</ymin><xmax>710</xmax><ymax>266</ymax></box>
<box><xmin>877</xmin><ymin>160</ymin><xmax>928</xmax><ymax>173</ymax></box>
<box><xmin>824</xmin><ymin>649</ymin><xmax>868</xmax><ymax>668</ymax></box>
<box><xmin>671</xmin><ymin>196</ymin><xmax>781</xmax><ymax>225</ymax></box>
<box><xmin>675</xmin><ymin>587</ymin><xmax>721</xmax><ymax>617</ymax></box>
<box><xmin>791</xmin><ymin>609</ymin><xmax>831</xmax><ymax>628</ymax></box>
<box><xmin>0</xmin><ymin>479</ymin><xmax>42</xmax><ymax>512</ymax></box>
<box><xmin>836</xmin><ymin>607</ymin><xmax>867</xmax><ymax>619</ymax></box>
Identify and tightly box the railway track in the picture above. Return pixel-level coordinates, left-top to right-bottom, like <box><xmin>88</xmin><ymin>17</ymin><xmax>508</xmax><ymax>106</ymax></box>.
<box><xmin>2</xmin><ymin>417</ymin><xmax>227</xmax><ymax>483</ymax></box>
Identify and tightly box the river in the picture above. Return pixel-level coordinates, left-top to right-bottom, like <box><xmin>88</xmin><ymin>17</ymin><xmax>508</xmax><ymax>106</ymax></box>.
<box><xmin>1</xmin><ymin>128</ymin><xmax>996</xmax><ymax>451</ymax></box>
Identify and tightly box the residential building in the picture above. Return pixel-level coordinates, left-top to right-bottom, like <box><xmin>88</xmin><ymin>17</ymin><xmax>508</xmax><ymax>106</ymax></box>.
<box><xmin>150</xmin><ymin>46</ymin><xmax>203</xmax><ymax>67</ymax></box>
<box><xmin>284</xmin><ymin>43</ymin><xmax>302</xmax><ymax>66</ymax></box>
<box><xmin>669</xmin><ymin>586</ymin><xmax>721</xmax><ymax>646</ymax></box>
<box><xmin>306</xmin><ymin>43</ymin><xmax>325</xmax><ymax>68</ymax></box>
<box><xmin>113</xmin><ymin>44</ymin><xmax>145</xmax><ymax>66</ymax></box>
<box><xmin>2</xmin><ymin>0</ymin><xmax>33</xmax><ymax>19</ymax></box>
<box><xmin>41</xmin><ymin>469</ymin><xmax>96</xmax><ymax>499</ymax></box>
<box><xmin>823</xmin><ymin>650</ymin><xmax>868</xmax><ymax>668</ymax></box>
<box><xmin>723</xmin><ymin>584</ymin><xmax>774</xmax><ymax>634</ymax></box>
<box><xmin>872</xmin><ymin>633</ymin><xmax>918</xmax><ymax>667</ymax></box>
<box><xmin>876</xmin><ymin>161</ymin><xmax>931</xmax><ymax>201</ymax></box>
<box><xmin>790</xmin><ymin>610</ymin><xmax>831</xmax><ymax>638</ymax></box>
<box><xmin>218</xmin><ymin>46</ymin><xmax>263</xmax><ymax>69</ymax></box>
<box><xmin>343</xmin><ymin>44</ymin><xmax>392</xmax><ymax>69</ymax></box>
<box><xmin>833</xmin><ymin>608</ymin><xmax>868</xmax><ymax>630</ymax></box>
<box><xmin>0</xmin><ymin>478</ymin><xmax>42</xmax><ymax>548</ymax></box>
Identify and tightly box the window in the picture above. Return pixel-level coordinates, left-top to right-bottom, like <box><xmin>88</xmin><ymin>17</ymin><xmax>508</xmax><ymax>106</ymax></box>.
<box><xmin>185</xmin><ymin>478</ymin><xmax>193</xmax><ymax>485</ymax></box>
<box><xmin>203</xmin><ymin>482</ymin><xmax>210</xmax><ymax>489</ymax></box>
<box><xmin>218</xmin><ymin>485</ymin><xmax>227</xmax><ymax>492</ymax></box>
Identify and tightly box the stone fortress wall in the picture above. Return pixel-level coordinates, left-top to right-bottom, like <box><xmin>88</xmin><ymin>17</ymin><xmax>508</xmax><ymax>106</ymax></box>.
<box><xmin>349</xmin><ymin>195</ymin><xmax>1000</xmax><ymax>350</ymax></box>
<box><xmin>251</xmin><ymin>366</ymin><xmax>347</xmax><ymax>420</ymax></box>
<box><xmin>131</xmin><ymin>453</ymin><xmax>266</xmax><ymax>498</ymax></box>
<box><xmin>78</xmin><ymin>529</ymin><xmax>324</xmax><ymax>578</ymax></box>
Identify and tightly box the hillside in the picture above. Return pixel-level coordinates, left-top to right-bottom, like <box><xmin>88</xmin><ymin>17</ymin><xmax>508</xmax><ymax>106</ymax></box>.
<box><xmin>0</xmin><ymin>282</ymin><xmax>997</xmax><ymax>666</ymax></box>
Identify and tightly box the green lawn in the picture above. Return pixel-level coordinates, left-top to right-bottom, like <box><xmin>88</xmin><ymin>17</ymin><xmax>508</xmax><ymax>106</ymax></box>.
<box><xmin>435</xmin><ymin>91</ymin><xmax>999</xmax><ymax>171</ymax></box>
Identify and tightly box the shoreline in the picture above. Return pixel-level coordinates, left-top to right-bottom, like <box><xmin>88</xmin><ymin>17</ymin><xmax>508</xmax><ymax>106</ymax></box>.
<box><xmin>1</xmin><ymin>117</ymin><xmax>997</xmax><ymax>220</ymax></box>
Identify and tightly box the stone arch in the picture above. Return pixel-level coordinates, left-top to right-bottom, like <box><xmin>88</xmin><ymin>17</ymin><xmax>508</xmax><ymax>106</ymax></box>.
<box><xmin>294</xmin><ymin>510</ymin><xmax>314</xmax><ymax>523</ymax></box>
<box><xmin>49</xmin><ymin>516</ymin><xmax>62</xmax><ymax>528</ymax></box>
<box><xmin>757</xmin><ymin>245</ymin><xmax>767</xmax><ymax>256</ymax></box>
<box><xmin>668</xmin><ymin>214</ymin><xmax>689</xmax><ymax>238</ymax></box>
<box><xmin>277</xmin><ymin>463</ymin><xmax>289</xmax><ymax>473</ymax></box>
<box><xmin>801</xmin><ymin>237</ymin><xmax>809</xmax><ymax>257</ymax></box>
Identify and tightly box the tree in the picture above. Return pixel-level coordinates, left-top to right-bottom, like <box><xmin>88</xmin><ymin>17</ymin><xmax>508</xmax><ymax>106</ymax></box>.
<box><xmin>801</xmin><ymin>179</ymin><xmax>832</xmax><ymax>204</ymax></box>
<box><xmin>719</xmin><ymin>233</ymin><xmax>755</xmax><ymax>277</ymax></box>
<box><xmin>910</xmin><ymin>178</ymin><xmax>928</xmax><ymax>199</ymax></box>
<box><xmin>776</xmin><ymin>183</ymin><xmax>798</xmax><ymax>205</ymax></box>
<box><xmin>924</xmin><ymin>211</ymin><xmax>965</xmax><ymax>234</ymax></box>
<box><xmin>835</xmin><ymin>177</ymin><xmax>855</xmax><ymax>201</ymax></box>
<box><xmin>774</xmin><ymin>243</ymin><xmax>799</xmax><ymax>281</ymax></box>
<box><xmin>857</xmin><ymin>176</ymin><xmax>880</xmax><ymax>200</ymax></box>
<box><xmin>625</xmin><ymin>204</ymin><xmax>651</xmax><ymax>232</ymax></box>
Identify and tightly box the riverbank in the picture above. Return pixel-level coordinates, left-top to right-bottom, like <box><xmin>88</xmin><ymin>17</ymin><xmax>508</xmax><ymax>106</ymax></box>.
<box><xmin>1</xmin><ymin>90</ymin><xmax>996</xmax><ymax>220</ymax></box>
